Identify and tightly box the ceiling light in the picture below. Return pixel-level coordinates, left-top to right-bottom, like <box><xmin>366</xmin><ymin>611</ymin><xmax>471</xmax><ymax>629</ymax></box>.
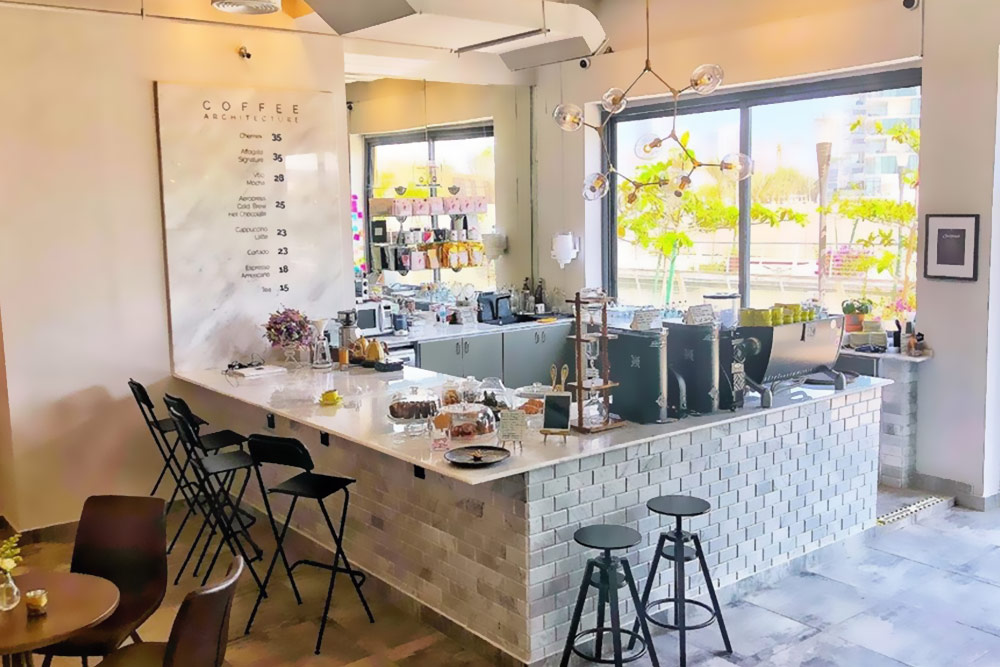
<box><xmin>211</xmin><ymin>0</ymin><xmax>282</xmax><ymax>15</ymax></box>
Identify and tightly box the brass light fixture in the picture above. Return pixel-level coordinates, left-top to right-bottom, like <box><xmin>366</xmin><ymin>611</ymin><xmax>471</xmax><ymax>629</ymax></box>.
<box><xmin>553</xmin><ymin>0</ymin><xmax>752</xmax><ymax>202</ymax></box>
<box><xmin>212</xmin><ymin>0</ymin><xmax>282</xmax><ymax>15</ymax></box>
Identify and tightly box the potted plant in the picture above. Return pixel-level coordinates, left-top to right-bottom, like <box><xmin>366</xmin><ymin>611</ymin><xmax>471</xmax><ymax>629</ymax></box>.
<box><xmin>842</xmin><ymin>298</ymin><xmax>873</xmax><ymax>332</ymax></box>
<box><xmin>0</xmin><ymin>533</ymin><xmax>23</xmax><ymax>612</ymax></box>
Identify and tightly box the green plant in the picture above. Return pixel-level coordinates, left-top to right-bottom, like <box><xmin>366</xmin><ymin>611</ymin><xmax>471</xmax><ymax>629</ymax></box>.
<box><xmin>617</xmin><ymin>145</ymin><xmax>806</xmax><ymax>305</ymax></box>
<box><xmin>0</xmin><ymin>534</ymin><xmax>23</xmax><ymax>574</ymax></box>
<box><xmin>842</xmin><ymin>298</ymin><xmax>874</xmax><ymax>315</ymax></box>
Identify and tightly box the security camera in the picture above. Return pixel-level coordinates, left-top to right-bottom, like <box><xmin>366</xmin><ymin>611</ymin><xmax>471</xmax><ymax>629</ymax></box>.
<box><xmin>579</xmin><ymin>57</ymin><xmax>591</xmax><ymax>70</ymax></box>
<box><xmin>902</xmin><ymin>0</ymin><xmax>919</xmax><ymax>9</ymax></box>
<box><xmin>238</xmin><ymin>46</ymin><xmax>252</xmax><ymax>60</ymax></box>
<box><xmin>346</xmin><ymin>101</ymin><xmax>354</xmax><ymax>111</ymax></box>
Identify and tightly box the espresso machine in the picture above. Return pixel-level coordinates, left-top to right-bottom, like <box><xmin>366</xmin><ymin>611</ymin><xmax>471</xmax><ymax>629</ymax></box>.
<box><xmin>664</xmin><ymin>322</ymin><xmax>719</xmax><ymax>417</ymax></box>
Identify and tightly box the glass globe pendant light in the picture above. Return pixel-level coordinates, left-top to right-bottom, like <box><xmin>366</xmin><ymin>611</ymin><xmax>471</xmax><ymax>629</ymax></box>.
<box><xmin>634</xmin><ymin>134</ymin><xmax>665</xmax><ymax>160</ymax></box>
<box><xmin>719</xmin><ymin>153</ymin><xmax>754</xmax><ymax>181</ymax></box>
<box><xmin>582</xmin><ymin>173</ymin><xmax>610</xmax><ymax>200</ymax></box>
<box><xmin>553</xmin><ymin>103</ymin><xmax>585</xmax><ymax>132</ymax></box>
<box><xmin>601</xmin><ymin>88</ymin><xmax>628</xmax><ymax>114</ymax></box>
<box><xmin>690</xmin><ymin>64</ymin><xmax>724</xmax><ymax>95</ymax></box>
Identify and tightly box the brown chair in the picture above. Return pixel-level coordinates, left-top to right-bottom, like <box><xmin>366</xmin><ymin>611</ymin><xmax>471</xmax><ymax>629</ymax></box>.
<box><xmin>94</xmin><ymin>558</ymin><xmax>244</xmax><ymax>667</ymax></box>
<box><xmin>38</xmin><ymin>496</ymin><xmax>168</xmax><ymax>667</ymax></box>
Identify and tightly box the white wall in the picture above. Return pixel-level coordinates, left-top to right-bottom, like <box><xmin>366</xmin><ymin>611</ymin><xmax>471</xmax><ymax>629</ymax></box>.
<box><xmin>0</xmin><ymin>4</ymin><xmax>350</xmax><ymax>529</ymax></box>
<box><xmin>917</xmin><ymin>0</ymin><xmax>1000</xmax><ymax>500</ymax></box>
<box><xmin>346</xmin><ymin>78</ymin><xmax>534</xmax><ymax>285</ymax></box>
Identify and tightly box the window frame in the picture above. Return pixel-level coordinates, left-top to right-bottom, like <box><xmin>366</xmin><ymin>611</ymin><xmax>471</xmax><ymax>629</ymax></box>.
<box><xmin>363</xmin><ymin>122</ymin><xmax>495</xmax><ymax>281</ymax></box>
<box><xmin>603</xmin><ymin>68</ymin><xmax>922</xmax><ymax>305</ymax></box>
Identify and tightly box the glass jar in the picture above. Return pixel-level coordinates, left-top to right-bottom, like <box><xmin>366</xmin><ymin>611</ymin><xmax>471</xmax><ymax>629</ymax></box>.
<box><xmin>514</xmin><ymin>383</ymin><xmax>548</xmax><ymax>429</ymax></box>
<box><xmin>388</xmin><ymin>386</ymin><xmax>440</xmax><ymax>437</ymax></box>
<box><xmin>440</xmin><ymin>403</ymin><xmax>497</xmax><ymax>441</ymax></box>
<box><xmin>479</xmin><ymin>377</ymin><xmax>512</xmax><ymax>418</ymax></box>
<box><xmin>0</xmin><ymin>571</ymin><xmax>20</xmax><ymax>612</ymax></box>
<box><xmin>460</xmin><ymin>376</ymin><xmax>483</xmax><ymax>404</ymax></box>
<box><xmin>441</xmin><ymin>380</ymin><xmax>462</xmax><ymax>407</ymax></box>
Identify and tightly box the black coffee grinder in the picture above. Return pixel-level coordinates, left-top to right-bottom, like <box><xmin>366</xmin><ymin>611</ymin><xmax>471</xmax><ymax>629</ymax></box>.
<box><xmin>664</xmin><ymin>322</ymin><xmax>719</xmax><ymax>417</ymax></box>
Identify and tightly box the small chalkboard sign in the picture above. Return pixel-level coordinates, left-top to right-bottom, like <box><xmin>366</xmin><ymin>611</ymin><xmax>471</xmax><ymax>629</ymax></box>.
<box><xmin>540</xmin><ymin>392</ymin><xmax>572</xmax><ymax>443</ymax></box>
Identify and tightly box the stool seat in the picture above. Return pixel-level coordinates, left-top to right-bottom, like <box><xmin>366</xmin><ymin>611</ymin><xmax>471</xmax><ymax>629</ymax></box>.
<box><xmin>201</xmin><ymin>450</ymin><xmax>254</xmax><ymax>476</ymax></box>
<box><xmin>271</xmin><ymin>472</ymin><xmax>355</xmax><ymax>500</ymax></box>
<box><xmin>200</xmin><ymin>429</ymin><xmax>246</xmax><ymax>452</ymax></box>
<box><xmin>647</xmin><ymin>495</ymin><xmax>710</xmax><ymax>517</ymax></box>
<box><xmin>574</xmin><ymin>524</ymin><xmax>642</xmax><ymax>551</ymax></box>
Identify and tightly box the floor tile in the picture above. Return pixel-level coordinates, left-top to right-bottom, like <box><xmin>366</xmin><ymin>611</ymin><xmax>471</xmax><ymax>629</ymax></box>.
<box><xmin>867</xmin><ymin>522</ymin><xmax>996</xmax><ymax>569</ymax></box>
<box><xmin>684</xmin><ymin>600</ymin><xmax>818</xmax><ymax>665</ymax></box>
<box><xmin>744</xmin><ymin>571</ymin><xmax>877</xmax><ymax>630</ymax></box>
<box><xmin>807</xmin><ymin>545</ymin><xmax>944</xmax><ymax>602</ymax></box>
<box><xmin>765</xmin><ymin>633</ymin><xmax>909</xmax><ymax>667</ymax></box>
<box><xmin>831</xmin><ymin>602</ymin><xmax>1000</xmax><ymax>667</ymax></box>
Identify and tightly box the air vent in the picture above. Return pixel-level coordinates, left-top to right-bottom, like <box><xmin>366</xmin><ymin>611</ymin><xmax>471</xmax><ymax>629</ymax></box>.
<box><xmin>212</xmin><ymin>0</ymin><xmax>282</xmax><ymax>15</ymax></box>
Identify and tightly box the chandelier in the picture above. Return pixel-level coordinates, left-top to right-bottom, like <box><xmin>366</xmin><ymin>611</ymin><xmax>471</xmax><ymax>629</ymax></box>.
<box><xmin>552</xmin><ymin>0</ymin><xmax>753</xmax><ymax>202</ymax></box>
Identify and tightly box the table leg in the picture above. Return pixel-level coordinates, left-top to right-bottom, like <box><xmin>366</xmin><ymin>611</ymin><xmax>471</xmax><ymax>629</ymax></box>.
<box><xmin>3</xmin><ymin>652</ymin><xmax>34</xmax><ymax>667</ymax></box>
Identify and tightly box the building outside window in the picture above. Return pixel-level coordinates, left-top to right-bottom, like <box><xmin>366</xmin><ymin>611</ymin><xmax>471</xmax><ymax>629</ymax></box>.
<box><xmin>608</xmin><ymin>71</ymin><xmax>920</xmax><ymax>321</ymax></box>
<box><xmin>366</xmin><ymin>125</ymin><xmax>496</xmax><ymax>291</ymax></box>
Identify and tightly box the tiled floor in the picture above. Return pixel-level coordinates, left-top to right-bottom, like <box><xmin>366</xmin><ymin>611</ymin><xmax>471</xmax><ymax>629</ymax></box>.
<box><xmin>17</xmin><ymin>498</ymin><xmax>1000</xmax><ymax>667</ymax></box>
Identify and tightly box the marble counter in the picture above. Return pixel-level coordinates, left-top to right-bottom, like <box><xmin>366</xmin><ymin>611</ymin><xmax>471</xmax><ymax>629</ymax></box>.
<box><xmin>176</xmin><ymin>365</ymin><xmax>889</xmax><ymax>486</ymax></box>
<box><xmin>176</xmin><ymin>364</ymin><xmax>889</xmax><ymax>664</ymax></box>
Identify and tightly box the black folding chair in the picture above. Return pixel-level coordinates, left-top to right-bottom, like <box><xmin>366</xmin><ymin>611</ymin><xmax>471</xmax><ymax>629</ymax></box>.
<box><xmin>242</xmin><ymin>434</ymin><xmax>374</xmax><ymax>655</ymax></box>
<box><xmin>164</xmin><ymin>396</ymin><xmax>264</xmax><ymax>594</ymax></box>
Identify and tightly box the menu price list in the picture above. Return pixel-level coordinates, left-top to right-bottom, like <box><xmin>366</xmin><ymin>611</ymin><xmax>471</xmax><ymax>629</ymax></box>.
<box><xmin>156</xmin><ymin>83</ymin><xmax>343</xmax><ymax>371</ymax></box>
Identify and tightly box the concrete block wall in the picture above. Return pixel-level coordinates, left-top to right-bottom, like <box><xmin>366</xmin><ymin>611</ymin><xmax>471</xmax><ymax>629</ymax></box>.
<box><xmin>524</xmin><ymin>388</ymin><xmax>883</xmax><ymax>663</ymax></box>
<box><xmin>877</xmin><ymin>359</ymin><xmax>920</xmax><ymax>488</ymax></box>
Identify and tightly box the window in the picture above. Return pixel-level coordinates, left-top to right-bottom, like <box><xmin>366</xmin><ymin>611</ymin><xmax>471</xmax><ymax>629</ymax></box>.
<box><xmin>365</xmin><ymin>125</ymin><xmax>496</xmax><ymax>290</ymax></box>
<box><xmin>607</xmin><ymin>70</ymin><xmax>921</xmax><ymax>320</ymax></box>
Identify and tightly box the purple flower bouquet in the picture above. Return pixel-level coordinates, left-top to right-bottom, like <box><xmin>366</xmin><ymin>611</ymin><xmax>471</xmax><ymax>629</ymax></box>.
<box><xmin>263</xmin><ymin>307</ymin><xmax>312</xmax><ymax>348</ymax></box>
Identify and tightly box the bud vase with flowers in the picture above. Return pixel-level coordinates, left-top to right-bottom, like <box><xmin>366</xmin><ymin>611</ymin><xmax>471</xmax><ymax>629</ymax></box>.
<box><xmin>0</xmin><ymin>533</ymin><xmax>23</xmax><ymax>612</ymax></box>
<box><xmin>264</xmin><ymin>307</ymin><xmax>312</xmax><ymax>365</ymax></box>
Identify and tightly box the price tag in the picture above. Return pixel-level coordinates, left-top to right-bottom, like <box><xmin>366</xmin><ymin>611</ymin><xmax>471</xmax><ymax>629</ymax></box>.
<box><xmin>630</xmin><ymin>309</ymin><xmax>661</xmax><ymax>330</ymax></box>
<box><xmin>684</xmin><ymin>304</ymin><xmax>716</xmax><ymax>326</ymax></box>
<box><xmin>499</xmin><ymin>410</ymin><xmax>527</xmax><ymax>446</ymax></box>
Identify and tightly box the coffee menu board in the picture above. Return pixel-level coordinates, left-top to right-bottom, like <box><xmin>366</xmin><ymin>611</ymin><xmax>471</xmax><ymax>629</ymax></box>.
<box><xmin>155</xmin><ymin>83</ymin><xmax>348</xmax><ymax>371</ymax></box>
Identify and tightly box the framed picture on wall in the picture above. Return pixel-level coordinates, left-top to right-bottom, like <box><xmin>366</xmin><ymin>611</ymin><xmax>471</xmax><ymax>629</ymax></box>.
<box><xmin>924</xmin><ymin>214</ymin><xmax>980</xmax><ymax>281</ymax></box>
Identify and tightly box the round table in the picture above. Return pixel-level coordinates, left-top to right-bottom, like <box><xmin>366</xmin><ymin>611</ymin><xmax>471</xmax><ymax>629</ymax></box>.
<box><xmin>0</xmin><ymin>571</ymin><xmax>119</xmax><ymax>667</ymax></box>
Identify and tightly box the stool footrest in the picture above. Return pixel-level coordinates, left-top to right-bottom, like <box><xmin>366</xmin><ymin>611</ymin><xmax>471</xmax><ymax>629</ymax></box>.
<box><xmin>570</xmin><ymin>628</ymin><xmax>647</xmax><ymax>665</ymax></box>
<box><xmin>644</xmin><ymin>597</ymin><xmax>717</xmax><ymax>631</ymax></box>
<box><xmin>291</xmin><ymin>558</ymin><xmax>367</xmax><ymax>586</ymax></box>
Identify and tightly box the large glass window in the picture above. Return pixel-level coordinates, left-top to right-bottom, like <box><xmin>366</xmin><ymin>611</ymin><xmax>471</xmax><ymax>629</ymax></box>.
<box><xmin>607</xmin><ymin>71</ymin><xmax>920</xmax><ymax>320</ymax></box>
<box><xmin>366</xmin><ymin>126</ymin><xmax>496</xmax><ymax>290</ymax></box>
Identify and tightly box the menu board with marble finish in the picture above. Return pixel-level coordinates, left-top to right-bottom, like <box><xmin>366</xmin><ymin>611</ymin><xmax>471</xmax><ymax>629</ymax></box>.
<box><xmin>156</xmin><ymin>83</ymin><xmax>348</xmax><ymax>371</ymax></box>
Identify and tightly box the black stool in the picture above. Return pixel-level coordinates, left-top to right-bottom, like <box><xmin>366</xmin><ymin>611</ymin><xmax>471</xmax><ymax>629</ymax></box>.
<box><xmin>630</xmin><ymin>495</ymin><xmax>731</xmax><ymax>666</ymax></box>
<box><xmin>243</xmin><ymin>434</ymin><xmax>374</xmax><ymax>655</ymax></box>
<box><xmin>560</xmin><ymin>524</ymin><xmax>659</xmax><ymax>667</ymax></box>
<box><xmin>164</xmin><ymin>396</ymin><xmax>264</xmax><ymax>593</ymax></box>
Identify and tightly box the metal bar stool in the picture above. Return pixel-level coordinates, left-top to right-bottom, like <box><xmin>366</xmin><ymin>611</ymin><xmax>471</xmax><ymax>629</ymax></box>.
<box><xmin>560</xmin><ymin>524</ymin><xmax>659</xmax><ymax>667</ymax></box>
<box><xmin>243</xmin><ymin>434</ymin><xmax>374</xmax><ymax>655</ymax></box>
<box><xmin>630</xmin><ymin>495</ymin><xmax>732</xmax><ymax>667</ymax></box>
<box><xmin>161</xmin><ymin>393</ymin><xmax>260</xmax><ymax>576</ymax></box>
<box><xmin>164</xmin><ymin>397</ymin><xmax>265</xmax><ymax>595</ymax></box>
<box><xmin>127</xmin><ymin>379</ymin><xmax>205</xmax><ymax>514</ymax></box>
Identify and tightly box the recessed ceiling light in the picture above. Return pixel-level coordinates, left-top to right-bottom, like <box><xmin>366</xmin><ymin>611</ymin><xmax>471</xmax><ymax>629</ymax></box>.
<box><xmin>211</xmin><ymin>0</ymin><xmax>282</xmax><ymax>15</ymax></box>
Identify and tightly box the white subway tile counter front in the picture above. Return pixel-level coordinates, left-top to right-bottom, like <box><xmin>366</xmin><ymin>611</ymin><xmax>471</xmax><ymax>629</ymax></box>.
<box><xmin>175</xmin><ymin>366</ymin><xmax>888</xmax><ymax>664</ymax></box>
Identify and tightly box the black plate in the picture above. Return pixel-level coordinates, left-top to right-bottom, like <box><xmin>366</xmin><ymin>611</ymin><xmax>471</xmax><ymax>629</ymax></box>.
<box><xmin>444</xmin><ymin>446</ymin><xmax>511</xmax><ymax>468</ymax></box>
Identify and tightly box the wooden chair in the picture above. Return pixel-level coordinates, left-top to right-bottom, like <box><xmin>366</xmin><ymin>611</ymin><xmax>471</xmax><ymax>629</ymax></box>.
<box><xmin>38</xmin><ymin>496</ymin><xmax>168</xmax><ymax>667</ymax></box>
<box><xmin>94</xmin><ymin>558</ymin><xmax>244</xmax><ymax>667</ymax></box>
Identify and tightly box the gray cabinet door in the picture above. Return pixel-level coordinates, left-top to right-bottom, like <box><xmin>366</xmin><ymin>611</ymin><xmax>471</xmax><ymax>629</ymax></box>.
<box><xmin>416</xmin><ymin>338</ymin><xmax>465</xmax><ymax>377</ymax></box>
<box><xmin>462</xmin><ymin>332</ymin><xmax>503</xmax><ymax>380</ymax></box>
<box><xmin>502</xmin><ymin>322</ymin><xmax>573</xmax><ymax>388</ymax></box>
<box><xmin>502</xmin><ymin>328</ymin><xmax>540</xmax><ymax>389</ymax></box>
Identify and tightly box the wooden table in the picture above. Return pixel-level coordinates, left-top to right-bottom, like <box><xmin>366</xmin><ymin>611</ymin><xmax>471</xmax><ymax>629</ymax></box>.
<box><xmin>0</xmin><ymin>572</ymin><xmax>119</xmax><ymax>667</ymax></box>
